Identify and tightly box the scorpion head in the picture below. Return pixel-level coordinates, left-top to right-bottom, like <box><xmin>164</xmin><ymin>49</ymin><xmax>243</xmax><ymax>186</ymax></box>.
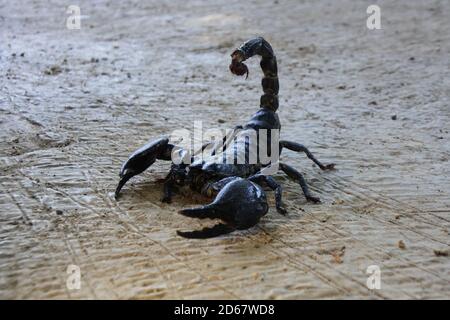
<box><xmin>229</xmin><ymin>50</ymin><xmax>249</xmax><ymax>79</ymax></box>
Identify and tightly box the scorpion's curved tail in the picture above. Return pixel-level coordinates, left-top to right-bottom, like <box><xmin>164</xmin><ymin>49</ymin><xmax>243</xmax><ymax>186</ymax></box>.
<box><xmin>230</xmin><ymin>37</ymin><xmax>279</xmax><ymax>112</ymax></box>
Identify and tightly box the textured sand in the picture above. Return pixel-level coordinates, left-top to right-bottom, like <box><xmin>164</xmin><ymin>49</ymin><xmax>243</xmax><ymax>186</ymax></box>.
<box><xmin>0</xmin><ymin>0</ymin><xmax>449</xmax><ymax>299</ymax></box>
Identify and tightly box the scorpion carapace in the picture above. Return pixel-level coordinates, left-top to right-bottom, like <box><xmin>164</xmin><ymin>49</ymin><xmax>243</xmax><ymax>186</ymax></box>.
<box><xmin>115</xmin><ymin>37</ymin><xmax>335</xmax><ymax>239</ymax></box>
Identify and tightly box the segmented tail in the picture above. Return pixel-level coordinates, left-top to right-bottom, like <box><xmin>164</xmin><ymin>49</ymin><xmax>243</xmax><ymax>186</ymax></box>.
<box><xmin>230</xmin><ymin>37</ymin><xmax>279</xmax><ymax>112</ymax></box>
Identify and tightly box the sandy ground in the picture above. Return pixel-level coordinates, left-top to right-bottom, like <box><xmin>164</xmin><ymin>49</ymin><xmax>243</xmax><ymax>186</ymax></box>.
<box><xmin>1</xmin><ymin>0</ymin><xmax>449</xmax><ymax>299</ymax></box>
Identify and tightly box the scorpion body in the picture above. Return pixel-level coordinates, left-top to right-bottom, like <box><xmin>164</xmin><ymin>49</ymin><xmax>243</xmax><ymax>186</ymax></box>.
<box><xmin>115</xmin><ymin>37</ymin><xmax>335</xmax><ymax>238</ymax></box>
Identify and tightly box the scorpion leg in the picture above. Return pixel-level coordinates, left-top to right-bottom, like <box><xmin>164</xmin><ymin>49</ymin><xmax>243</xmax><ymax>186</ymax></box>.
<box><xmin>248</xmin><ymin>174</ymin><xmax>287</xmax><ymax>215</ymax></box>
<box><xmin>177</xmin><ymin>178</ymin><xmax>268</xmax><ymax>239</ymax></box>
<box><xmin>279</xmin><ymin>162</ymin><xmax>321</xmax><ymax>203</ymax></box>
<box><xmin>280</xmin><ymin>140</ymin><xmax>335</xmax><ymax>170</ymax></box>
<box><xmin>115</xmin><ymin>137</ymin><xmax>185</xmax><ymax>199</ymax></box>
<box><xmin>161</xmin><ymin>176</ymin><xmax>174</xmax><ymax>203</ymax></box>
<box><xmin>161</xmin><ymin>164</ymin><xmax>187</xmax><ymax>203</ymax></box>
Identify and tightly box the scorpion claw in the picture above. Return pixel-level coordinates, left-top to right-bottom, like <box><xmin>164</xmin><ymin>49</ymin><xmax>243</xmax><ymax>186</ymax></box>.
<box><xmin>115</xmin><ymin>172</ymin><xmax>133</xmax><ymax>200</ymax></box>
<box><xmin>115</xmin><ymin>137</ymin><xmax>170</xmax><ymax>199</ymax></box>
<box><xmin>178</xmin><ymin>204</ymin><xmax>217</xmax><ymax>220</ymax></box>
<box><xmin>177</xmin><ymin>224</ymin><xmax>236</xmax><ymax>239</ymax></box>
<box><xmin>177</xmin><ymin>178</ymin><xmax>269</xmax><ymax>238</ymax></box>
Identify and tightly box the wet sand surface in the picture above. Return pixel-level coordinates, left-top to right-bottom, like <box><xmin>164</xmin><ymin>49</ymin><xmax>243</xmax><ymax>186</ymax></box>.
<box><xmin>0</xmin><ymin>0</ymin><xmax>449</xmax><ymax>299</ymax></box>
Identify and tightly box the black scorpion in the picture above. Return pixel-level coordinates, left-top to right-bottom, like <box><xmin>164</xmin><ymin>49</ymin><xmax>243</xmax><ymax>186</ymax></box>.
<box><xmin>115</xmin><ymin>37</ymin><xmax>335</xmax><ymax>238</ymax></box>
